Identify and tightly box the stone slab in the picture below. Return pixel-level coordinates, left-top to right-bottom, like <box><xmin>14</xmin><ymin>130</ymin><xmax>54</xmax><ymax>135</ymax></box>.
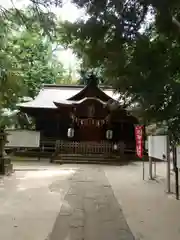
<box><xmin>49</xmin><ymin>167</ymin><xmax>134</xmax><ymax>240</ymax></box>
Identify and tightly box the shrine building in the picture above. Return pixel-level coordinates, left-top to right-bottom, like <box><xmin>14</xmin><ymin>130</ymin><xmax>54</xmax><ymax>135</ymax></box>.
<box><xmin>17</xmin><ymin>76</ymin><xmax>138</xmax><ymax>160</ymax></box>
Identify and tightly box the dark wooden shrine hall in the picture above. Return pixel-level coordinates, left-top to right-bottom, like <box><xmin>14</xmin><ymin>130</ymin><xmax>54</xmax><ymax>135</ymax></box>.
<box><xmin>17</xmin><ymin>76</ymin><xmax>138</xmax><ymax>153</ymax></box>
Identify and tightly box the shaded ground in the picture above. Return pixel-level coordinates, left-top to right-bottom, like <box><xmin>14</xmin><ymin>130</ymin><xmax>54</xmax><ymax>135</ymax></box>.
<box><xmin>0</xmin><ymin>161</ymin><xmax>180</xmax><ymax>240</ymax></box>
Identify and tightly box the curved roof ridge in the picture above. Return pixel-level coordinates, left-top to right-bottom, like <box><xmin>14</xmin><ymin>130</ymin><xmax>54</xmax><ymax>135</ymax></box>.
<box><xmin>42</xmin><ymin>83</ymin><xmax>114</xmax><ymax>89</ymax></box>
<box><xmin>75</xmin><ymin>97</ymin><xmax>106</xmax><ymax>105</ymax></box>
<box><xmin>67</xmin><ymin>84</ymin><xmax>114</xmax><ymax>101</ymax></box>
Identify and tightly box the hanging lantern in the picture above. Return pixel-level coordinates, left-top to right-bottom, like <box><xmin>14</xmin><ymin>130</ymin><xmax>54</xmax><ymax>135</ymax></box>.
<box><xmin>67</xmin><ymin>128</ymin><xmax>74</xmax><ymax>138</ymax></box>
<box><xmin>106</xmin><ymin>129</ymin><xmax>113</xmax><ymax>139</ymax></box>
<box><xmin>113</xmin><ymin>144</ymin><xmax>118</xmax><ymax>150</ymax></box>
<box><xmin>97</xmin><ymin>120</ymin><xmax>100</xmax><ymax>127</ymax></box>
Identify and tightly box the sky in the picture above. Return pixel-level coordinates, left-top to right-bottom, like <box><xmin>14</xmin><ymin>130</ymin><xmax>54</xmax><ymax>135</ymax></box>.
<box><xmin>1</xmin><ymin>0</ymin><xmax>85</xmax><ymax>72</ymax></box>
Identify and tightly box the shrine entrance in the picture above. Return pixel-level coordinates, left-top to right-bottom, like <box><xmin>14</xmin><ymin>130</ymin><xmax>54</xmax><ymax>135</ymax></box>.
<box><xmin>78</xmin><ymin>124</ymin><xmax>103</xmax><ymax>142</ymax></box>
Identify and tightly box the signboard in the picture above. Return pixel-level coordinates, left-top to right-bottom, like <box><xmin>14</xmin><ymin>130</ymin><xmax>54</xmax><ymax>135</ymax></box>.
<box><xmin>145</xmin><ymin>140</ymin><xmax>148</xmax><ymax>150</ymax></box>
<box><xmin>135</xmin><ymin>125</ymin><xmax>143</xmax><ymax>158</ymax></box>
<box><xmin>176</xmin><ymin>145</ymin><xmax>180</xmax><ymax>168</ymax></box>
<box><xmin>148</xmin><ymin>135</ymin><xmax>168</xmax><ymax>160</ymax></box>
<box><xmin>6</xmin><ymin>130</ymin><xmax>40</xmax><ymax>148</ymax></box>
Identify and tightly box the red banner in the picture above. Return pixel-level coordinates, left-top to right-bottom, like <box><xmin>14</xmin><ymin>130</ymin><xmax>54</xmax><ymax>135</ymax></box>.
<box><xmin>135</xmin><ymin>125</ymin><xmax>144</xmax><ymax>158</ymax></box>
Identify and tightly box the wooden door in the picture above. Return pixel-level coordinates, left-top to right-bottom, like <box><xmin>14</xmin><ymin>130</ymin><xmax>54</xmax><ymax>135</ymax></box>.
<box><xmin>79</xmin><ymin>125</ymin><xmax>102</xmax><ymax>142</ymax></box>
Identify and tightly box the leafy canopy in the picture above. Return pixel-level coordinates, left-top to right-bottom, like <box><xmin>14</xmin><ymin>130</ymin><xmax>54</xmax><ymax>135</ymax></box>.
<box><xmin>2</xmin><ymin>0</ymin><xmax>180</xmax><ymax>139</ymax></box>
<box><xmin>58</xmin><ymin>1</ymin><xmax>180</xmax><ymax>135</ymax></box>
<box><xmin>0</xmin><ymin>5</ymin><xmax>70</xmax><ymax>127</ymax></box>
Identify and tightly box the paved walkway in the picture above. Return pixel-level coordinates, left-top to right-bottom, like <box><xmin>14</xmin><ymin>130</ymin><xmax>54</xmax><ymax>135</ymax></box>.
<box><xmin>49</xmin><ymin>166</ymin><xmax>134</xmax><ymax>240</ymax></box>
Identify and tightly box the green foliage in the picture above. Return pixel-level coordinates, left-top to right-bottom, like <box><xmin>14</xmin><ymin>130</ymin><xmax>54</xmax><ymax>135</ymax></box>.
<box><xmin>0</xmin><ymin>17</ymin><xmax>24</xmax><ymax>111</ymax></box>
<box><xmin>1</xmin><ymin>0</ymin><xmax>180</xmax><ymax>140</ymax></box>
<box><xmin>0</xmin><ymin>5</ymin><xmax>68</xmax><ymax>128</ymax></box>
<box><xmin>78</xmin><ymin>69</ymin><xmax>105</xmax><ymax>85</ymax></box>
<box><xmin>9</xmin><ymin>29</ymin><xmax>64</xmax><ymax>98</ymax></box>
<box><xmin>57</xmin><ymin>0</ymin><xmax>180</xmax><ymax>141</ymax></box>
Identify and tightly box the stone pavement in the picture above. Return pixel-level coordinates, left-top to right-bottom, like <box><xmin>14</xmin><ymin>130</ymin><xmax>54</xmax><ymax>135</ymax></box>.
<box><xmin>49</xmin><ymin>166</ymin><xmax>134</xmax><ymax>240</ymax></box>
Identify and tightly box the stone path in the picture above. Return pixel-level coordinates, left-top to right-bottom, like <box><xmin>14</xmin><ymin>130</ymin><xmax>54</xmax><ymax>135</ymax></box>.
<box><xmin>49</xmin><ymin>166</ymin><xmax>134</xmax><ymax>240</ymax></box>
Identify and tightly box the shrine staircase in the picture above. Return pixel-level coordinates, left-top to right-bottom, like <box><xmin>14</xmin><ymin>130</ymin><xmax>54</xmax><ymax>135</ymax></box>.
<box><xmin>51</xmin><ymin>141</ymin><xmax>135</xmax><ymax>164</ymax></box>
<box><xmin>52</xmin><ymin>154</ymin><xmax>131</xmax><ymax>164</ymax></box>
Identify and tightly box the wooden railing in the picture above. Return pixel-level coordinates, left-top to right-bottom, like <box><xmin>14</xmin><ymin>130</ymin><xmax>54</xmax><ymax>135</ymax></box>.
<box><xmin>55</xmin><ymin>140</ymin><xmax>126</xmax><ymax>155</ymax></box>
<box><xmin>40</xmin><ymin>138</ymin><xmax>56</xmax><ymax>152</ymax></box>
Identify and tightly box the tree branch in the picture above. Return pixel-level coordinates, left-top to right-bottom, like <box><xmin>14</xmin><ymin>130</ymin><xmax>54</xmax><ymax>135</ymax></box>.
<box><xmin>172</xmin><ymin>16</ymin><xmax>180</xmax><ymax>32</ymax></box>
<box><xmin>52</xmin><ymin>45</ymin><xmax>64</xmax><ymax>53</ymax></box>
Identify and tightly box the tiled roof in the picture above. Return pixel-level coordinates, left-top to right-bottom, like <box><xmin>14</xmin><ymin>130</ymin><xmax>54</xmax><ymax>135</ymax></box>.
<box><xmin>17</xmin><ymin>85</ymin><xmax>120</xmax><ymax>109</ymax></box>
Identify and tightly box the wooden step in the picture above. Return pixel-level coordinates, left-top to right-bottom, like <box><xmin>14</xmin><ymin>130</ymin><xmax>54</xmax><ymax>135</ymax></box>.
<box><xmin>52</xmin><ymin>154</ymin><xmax>125</xmax><ymax>164</ymax></box>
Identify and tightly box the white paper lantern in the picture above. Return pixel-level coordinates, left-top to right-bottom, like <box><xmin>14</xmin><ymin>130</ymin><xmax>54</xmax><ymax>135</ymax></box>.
<box><xmin>113</xmin><ymin>144</ymin><xmax>118</xmax><ymax>150</ymax></box>
<box><xmin>67</xmin><ymin>128</ymin><xmax>74</xmax><ymax>138</ymax></box>
<box><xmin>106</xmin><ymin>129</ymin><xmax>113</xmax><ymax>139</ymax></box>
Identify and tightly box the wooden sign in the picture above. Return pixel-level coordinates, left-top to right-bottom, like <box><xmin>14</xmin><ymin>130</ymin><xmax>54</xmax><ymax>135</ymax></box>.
<box><xmin>148</xmin><ymin>135</ymin><xmax>168</xmax><ymax>161</ymax></box>
<box><xmin>6</xmin><ymin>130</ymin><xmax>40</xmax><ymax>148</ymax></box>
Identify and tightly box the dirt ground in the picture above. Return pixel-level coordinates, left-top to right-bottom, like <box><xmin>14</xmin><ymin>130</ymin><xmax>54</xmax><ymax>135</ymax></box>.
<box><xmin>104</xmin><ymin>161</ymin><xmax>180</xmax><ymax>240</ymax></box>
<box><xmin>0</xmin><ymin>161</ymin><xmax>179</xmax><ymax>240</ymax></box>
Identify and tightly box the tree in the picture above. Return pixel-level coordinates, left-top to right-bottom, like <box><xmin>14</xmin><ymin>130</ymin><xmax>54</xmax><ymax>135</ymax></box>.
<box><xmin>1</xmin><ymin>10</ymin><xmax>66</xmax><ymax>99</ymax></box>
<box><xmin>78</xmin><ymin>68</ymin><xmax>105</xmax><ymax>85</ymax></box>
<box><xmin>0</xmin><ymin>2</ymin><xmax>57</xmax><ymax>37</ymax></box>
<box><xmin>10</xmin><ymin>28</ymin><xmax>65</xmax><ymax>98</ymax></box>
<box><xmin>2</xmin><ymin>0</ymin><xmax>180</xmax><ymax>138</ymax></box>
<box><xmin>0</xmin><ymin>6</ymin><xmax>66</xmax><ymax>128</ymax></box>
<box><xmin>55</xmin><ymin>0</ymin><xmax>180</xmax><ymax>141</ymax></box>
<box><xmin>1</xmin><ymin>0</ymin><xmax>180</xmax><ymax>39</ymax></box>
<box><xmin>0</xmin><ymin>14</ymin><xmax>24</xmax><ymax>111</ymax></box>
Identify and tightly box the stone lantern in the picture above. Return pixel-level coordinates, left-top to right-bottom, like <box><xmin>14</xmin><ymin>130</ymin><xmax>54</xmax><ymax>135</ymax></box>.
<box><xmin>0</xmin><ymin>129</ymin><xmax>13</xmax><ymax>175</ymax></box>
